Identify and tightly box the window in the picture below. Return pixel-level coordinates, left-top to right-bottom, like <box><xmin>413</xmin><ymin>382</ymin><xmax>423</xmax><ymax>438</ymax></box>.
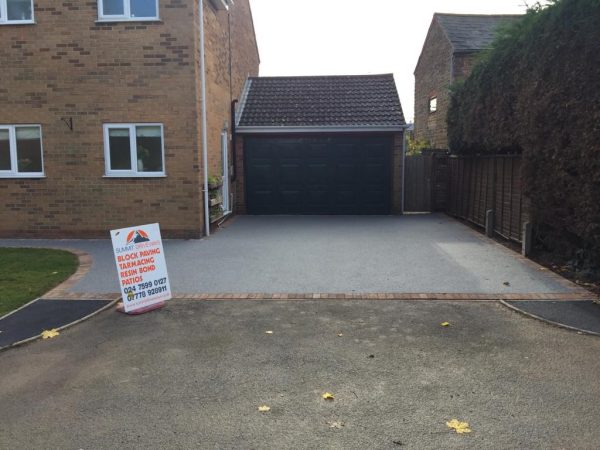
<box><xmin>0</xmin><ymin>125</ymin><xmax>44</xmax><ymax>177</ymax></box>
<box><xmin>429</xmin><ymin>97</ymin><xmax>438</xmax><ymax>113</ymax></box>
<box><xmin>104</xmin><ymin>124</ymin><xmax>165</xmax><ymax>177</ymax></box>
<box><xmin>97</xmin><ymin>0</ymin><xmax>159</xmax><ymax>21</ymax></box>
<box><xmin>0</xmin><ymin>0</ymin><xmax>34</xmax><ymax>24</ymax></box>
<box><xmin>209</xmin><ymin>0</ymin><xmax>230</xmax><ymax>10</ymax></box>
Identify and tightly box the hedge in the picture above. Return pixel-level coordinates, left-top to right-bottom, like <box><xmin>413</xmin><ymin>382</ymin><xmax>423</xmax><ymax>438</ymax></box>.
<box><xmin>447</xmin><ymin>0</ymin><xmax>600</xmax><ymax>274</ymax></box>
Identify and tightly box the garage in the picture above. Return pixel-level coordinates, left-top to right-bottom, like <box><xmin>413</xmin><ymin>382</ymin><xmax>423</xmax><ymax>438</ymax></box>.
<box><xmin>235</xmin><ymin>74</ymin><xmax>406</xmax><ymax>215</ymax></box>
<box><xmin>244</xmin><ymin>135</ymin><xmax>392</xmax><ymax>214</ymax></box>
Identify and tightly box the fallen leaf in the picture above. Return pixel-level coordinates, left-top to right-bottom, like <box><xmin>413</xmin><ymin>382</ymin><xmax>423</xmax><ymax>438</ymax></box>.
<box><xmin>503</xmin><ymin>281</ymin><xmax>511</xmax><ymax>286</ymax></box>
<box><xmin>327</xmin><ymin>421</ymin><xmax>344</xmax><ymax>429</ymax></box>
<box><xmin>52</xmin><ymin>271</ymin><xmax>58</xmax><ymax>275</ymax></box>
<box><xmin>322</xmin><ymin>392</ymin><xmax>335</xmax><ymax>400</ymax></box>
<box><xmin>258</xmin><ymin>405</ymin><xmax>271</xmax><ymax>412</ymax></box>
<box><xmin>265</xmin><ymin>331</ymin><xmax>273</xmax><ymax>334</ymax></box>
<box><xmin>42</xmin><ymin>329</ymin><xmax>60</xmax><ymax>339</ymax></box>
<box><xmin>446</xmin><ymin>419</ymin><xmax>472</xmax><ymax>434</ymax></box>
<box><xmin>440</xmin><ymin>322</ymin><xmax>450</xmax><ymax>327</ymax></box>
<box><xmin>337</xmin><ymin>333</ymin><xmax>343</xmax><ymax>337</ymax></box>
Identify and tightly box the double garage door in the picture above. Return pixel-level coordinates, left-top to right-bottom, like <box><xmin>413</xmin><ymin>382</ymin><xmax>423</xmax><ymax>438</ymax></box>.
<box><xmin>244</xmin><ymin>136</ymin><xmax>392</xmax><ymax>215</ymax></box>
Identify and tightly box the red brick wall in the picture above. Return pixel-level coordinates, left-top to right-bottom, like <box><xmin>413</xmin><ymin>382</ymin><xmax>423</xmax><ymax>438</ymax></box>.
<box><xmin>0</xmin><ymin>0</ymin><xmax>259</xmax><ymax>238</ymax></box>
<box><xmin>414</xmin><ymin>19</ymin><xmax>453</xmax><ymax>150</ymax></box>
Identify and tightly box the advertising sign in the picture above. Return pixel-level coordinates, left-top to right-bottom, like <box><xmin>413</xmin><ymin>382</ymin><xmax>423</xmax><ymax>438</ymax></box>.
<box><xmin>110</xmin><ymin>223</ymin><xmax>172</xmax><ymax>313</ymax></box>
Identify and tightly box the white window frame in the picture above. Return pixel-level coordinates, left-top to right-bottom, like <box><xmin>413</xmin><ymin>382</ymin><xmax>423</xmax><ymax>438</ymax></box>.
<box><xmin>0</xmin><ymin>124</ymin><xmax>45</xmax><ymax>178</ymax></box>
<box><xmin>0</xmin><ymin>0</ymin><xmax>35</xmax><ymax>25</ymax></box>
<box><xmin>429</xmin><ymin>97</ymin><xmax>438</xmax><ymax>113</ymax></box>
<box><xmin>103</xmin><ymin>123</ymin><xmax>166</xmax><ymax>178</ymax></box>
<box><xmin>97</xmin><ymin>0</ymin><xmax>160</xmax><ymax>22</ymax></box>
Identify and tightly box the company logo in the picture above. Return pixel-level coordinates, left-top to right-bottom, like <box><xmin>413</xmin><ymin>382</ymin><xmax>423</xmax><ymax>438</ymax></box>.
<box><xmin>126</xmin><ymin>229</ymin><xmax>151</xmax><ymax>244</ymax></box>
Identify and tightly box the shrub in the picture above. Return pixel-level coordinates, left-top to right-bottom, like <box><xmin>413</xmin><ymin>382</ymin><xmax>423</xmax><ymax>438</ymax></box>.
<box><xmin>447</xmin><ymin>0</ymin><xmax>600</xmax><ymax>273</ymax></box>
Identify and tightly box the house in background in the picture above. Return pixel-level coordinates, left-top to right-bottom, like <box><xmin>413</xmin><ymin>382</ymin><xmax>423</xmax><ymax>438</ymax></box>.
<box><xmin>414</xmin><ymin>13</ymin><xmax>522</xmax><ymax>149</ymax></box>
<box><xmin>0</xmin><ymin>0</ymin><xmax>259</xmax><ymax>238</ymax></box>
<box><xmin>234</xmin><ymin>75</ymin><xmax>406</xmax><ymax>215</ymax></box>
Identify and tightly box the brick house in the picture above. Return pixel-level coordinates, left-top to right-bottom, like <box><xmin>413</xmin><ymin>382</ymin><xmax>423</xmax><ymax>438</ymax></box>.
<box><xmin>0</xmin><ymin>0</ymin><xmax>259</xmax><ymax>238</ymax></box>
<box><xmin>234</xmin><ymin>75</ymin><xmax>406</xmax><ymax>215</ymax></box>
<box><xmin>414</xmin><ymin>13</ymin><xmax>522</xmax><ymax>149</ymax></box>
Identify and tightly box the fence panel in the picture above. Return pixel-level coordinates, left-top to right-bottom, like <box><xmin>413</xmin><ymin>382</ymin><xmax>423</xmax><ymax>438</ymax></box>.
<box><xmin>447</xmin><ymin>155</ymin><xmax>524</xmax><ymax>242</ymax></box>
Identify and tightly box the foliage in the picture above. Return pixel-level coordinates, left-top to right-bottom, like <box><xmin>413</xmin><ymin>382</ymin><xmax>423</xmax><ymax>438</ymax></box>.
<box><xmin>406</xmin><ymin>136</ymin><xmax>431</xmax><ymax>156</ymax></box>
<box><xmin>0</xmin><ymin>248</ymin><xmax>78</xmax><ymax>316</ymax></box>
<box><xmin>207</xmin><ymin>175</ymin><xmax>222</xmax><ymax>188</ymax></box>
<box><xmin>447</xmin><ymin>0</ymin><xmax>600</xmax><ymax>273</ymax></box>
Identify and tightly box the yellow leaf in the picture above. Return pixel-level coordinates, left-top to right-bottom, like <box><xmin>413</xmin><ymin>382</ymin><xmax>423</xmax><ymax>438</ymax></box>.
<box><xmin>446</xmin><ymin>419</ymin><xmax>472</xmax><ymax>434</ymax></box>
<box><xmin>322</xmin><ymin>392</ymin><xmax>335</xmax><ymax>400</ymax></box>
<box><xmin>440</xmin><ymin>322</ymin><xmax>450</xmax><ymax>327</ymax></box>
<box><xmin>265</xmin><ymin>330</ymin><xmax>273</xmax><ymax>335</ymax></box>
<box><xmin>42</xmin><ymin>329</ymin><xmax>60</xmax><ymax>339</ymax></box>
<box><xmin>258</xmin><ymin>405</ymin><xmax>270</xmax><ymax>412</ymax></box>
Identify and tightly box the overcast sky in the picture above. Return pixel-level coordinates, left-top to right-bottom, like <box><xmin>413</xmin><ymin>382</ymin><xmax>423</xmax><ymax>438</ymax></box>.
<box><xmin>249</xmin><ymin>0</ymin><xmax>527</xmax><ymax>122</ymax></box>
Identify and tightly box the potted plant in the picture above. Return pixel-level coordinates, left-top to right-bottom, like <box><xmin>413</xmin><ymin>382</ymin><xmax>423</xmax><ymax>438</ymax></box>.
<box><xmin>207</xmin><ymin>175</ymin><xmax>223</xmax><ymax>190</ymax></box>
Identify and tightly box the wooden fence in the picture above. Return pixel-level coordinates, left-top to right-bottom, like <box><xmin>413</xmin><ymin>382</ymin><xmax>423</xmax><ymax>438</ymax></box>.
<box><xmin>446</xmin><ymin>155</ymin><xmax>527</xmax><ymax>242</ymax></box>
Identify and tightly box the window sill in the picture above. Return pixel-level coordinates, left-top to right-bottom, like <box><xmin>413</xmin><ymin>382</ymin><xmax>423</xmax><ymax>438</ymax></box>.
<box><xmin>103</xmin><ymin>174</ymin><xmax>167</xmax><ymax>178</ymax></box>
<box><xmin>0</xmin><ymin>21</ymin><xmax>35</xmax><ymax>26</ymax></box>
<box><xmin>95</xmin><ymin>19</ymin><xmax>162</xmax><ymax>24</ymax></box>
<box><xmin>0</xmin><ymin>174</ymin><xmax>45</xmax><ymax>179</ymax></box>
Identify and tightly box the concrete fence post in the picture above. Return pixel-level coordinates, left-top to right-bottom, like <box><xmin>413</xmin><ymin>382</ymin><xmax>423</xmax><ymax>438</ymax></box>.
<box><xmin>485</xmin><ymin>209</ymin><xmax>494</xmax><ymax>237</ymax></box>
<box><xmin>522</xmin><ymin>222</ymin><xmax>533</xmax><ymax>257</ymax></box>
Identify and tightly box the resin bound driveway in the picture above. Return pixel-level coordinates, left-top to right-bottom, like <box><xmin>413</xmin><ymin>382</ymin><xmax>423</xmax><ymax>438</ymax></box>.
<box><xmin>0</xmin><ymin>214</ymin><xmax>590</xmax><ymax>297</ymax></box>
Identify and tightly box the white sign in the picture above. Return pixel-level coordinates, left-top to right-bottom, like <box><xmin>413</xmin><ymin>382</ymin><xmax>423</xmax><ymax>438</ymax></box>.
<box><xmin>110</xmin><ymin>223</ymin><xmax>172</xmax><ymax>313</ymax></box>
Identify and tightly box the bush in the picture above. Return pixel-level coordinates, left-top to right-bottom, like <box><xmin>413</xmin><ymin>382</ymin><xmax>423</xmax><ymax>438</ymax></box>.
<box><xmin>447</xmin><ymin>0</ymin><xmax>600</xmax><ymax>274</ymax></box>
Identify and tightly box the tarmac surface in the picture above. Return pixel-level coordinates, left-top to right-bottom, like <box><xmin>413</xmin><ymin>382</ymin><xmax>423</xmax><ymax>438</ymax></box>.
<box><xmin>0</xmin><ymin>299</ymin><xmax>113</xmax><ymax>349</ymax></box>
<box><xmin>506</xmin><ymin>300</ymin><xmax>600</xmax><ymax>335</ymax></box>
<box><xmin>0</xmin><ymin>214</ymin><xmax>580</xmax><ymax>295</ymax></box>
<box><xmin>1</xmin><ymin>299</ymin><xmax>599</xmax><ymax>449</ymax></box>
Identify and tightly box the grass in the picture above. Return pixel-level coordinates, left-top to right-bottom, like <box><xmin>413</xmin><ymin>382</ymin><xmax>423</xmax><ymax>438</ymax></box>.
<box><xmin>0</xmin><ymin>248</ymin><xmax>78</xmax><ymax>317</ymax></box>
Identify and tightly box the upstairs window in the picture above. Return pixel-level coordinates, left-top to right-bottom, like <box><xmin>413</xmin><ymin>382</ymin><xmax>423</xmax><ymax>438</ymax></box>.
<box><xmin>0</xmin><ymin>125</ymin><xmax>44</xmax><ymax>178</ymax></box>
<box><xmin>103</xmin><ymin>124</ymin><xmax>165</xmax><ymax>177</ymax></box>
<box><xmin>98</xmin><ymin>0</ymin><xmax>159</xmax><ymax>21</ymax></box>
<box><xmin>429</xmin><ymin>97</ymin><xmax>438</xmax><ymax>113</ymax></box>
<box><xmin>0</xmin><ymin>0</ymin><xmax>34</xmax><ymax>24</ymax></box>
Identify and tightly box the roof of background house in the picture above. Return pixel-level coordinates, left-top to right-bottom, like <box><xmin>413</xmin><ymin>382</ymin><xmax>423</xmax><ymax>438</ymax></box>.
<box><xmin>236</xmin><ymin>74</ymin><xmax>405</xmax><ymax>130</ymax></box>
<box><xmin>435</xmin><ymin>13</ymin><xmax>523</xmax><ymax>53</ymax></box>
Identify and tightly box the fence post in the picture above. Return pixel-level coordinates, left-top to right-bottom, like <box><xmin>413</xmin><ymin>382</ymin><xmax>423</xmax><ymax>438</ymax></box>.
<box><xmin>522</xmin><ymin>222</ymin><xmax>533</xmax><ymax>256</ymax></box>
<box><xmin>486</xmin><ymin>209</ymin><xmax>495</xmax><ymax>237</ymax></box>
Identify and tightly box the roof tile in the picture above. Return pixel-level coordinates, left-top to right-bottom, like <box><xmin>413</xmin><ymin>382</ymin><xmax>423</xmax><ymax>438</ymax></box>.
<box><xmin>237</xmin><ymin>74</ymin><xmax>405</xmax><ymax>128</ymax></box>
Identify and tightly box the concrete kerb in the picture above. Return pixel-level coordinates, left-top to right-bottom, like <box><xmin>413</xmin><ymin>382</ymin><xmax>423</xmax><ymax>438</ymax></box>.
<box><xmin>500</xmin><ymin>300</ymin><xmax>600</xmax><ymax>337</ymax></box>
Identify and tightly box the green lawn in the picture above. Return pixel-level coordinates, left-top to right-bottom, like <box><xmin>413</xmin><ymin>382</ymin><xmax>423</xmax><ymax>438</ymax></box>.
<box><xmin>0</xmin><ymin>248</ymin><xmax>78</xmax><ymax>317</ymax></box>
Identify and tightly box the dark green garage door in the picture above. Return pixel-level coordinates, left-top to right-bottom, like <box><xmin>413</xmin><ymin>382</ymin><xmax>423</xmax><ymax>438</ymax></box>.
<box><xmin>244</xmin><ymin>136</ymin><xmax>392</xmax><ymax>215</ymax></box>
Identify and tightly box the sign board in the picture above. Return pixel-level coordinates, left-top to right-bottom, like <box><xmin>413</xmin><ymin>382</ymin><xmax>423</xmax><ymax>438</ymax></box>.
<box><xmin>110</xmin><ymin>223</ymin><xmax>172</xmax><ymax>313</ymax></box>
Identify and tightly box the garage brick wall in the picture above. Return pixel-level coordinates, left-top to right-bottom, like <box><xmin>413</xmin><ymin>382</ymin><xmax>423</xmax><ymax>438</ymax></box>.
<box><xmin>0</xmin><ymin>0</ymin><xmax>259</xmax><ymax>238</ymax></box>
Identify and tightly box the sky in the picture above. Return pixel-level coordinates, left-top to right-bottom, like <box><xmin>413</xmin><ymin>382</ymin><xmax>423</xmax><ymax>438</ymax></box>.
<box><xmin>248</xmin><ymin>0</ymin><xmax>528</xmax><ymax>122</ymax></box>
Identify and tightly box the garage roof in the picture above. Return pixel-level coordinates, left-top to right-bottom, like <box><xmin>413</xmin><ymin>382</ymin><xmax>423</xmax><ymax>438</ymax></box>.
<box><xmin>236</xmin><ymin>74</ymin><xmax>406</xmax><ymax>133</ymax></box>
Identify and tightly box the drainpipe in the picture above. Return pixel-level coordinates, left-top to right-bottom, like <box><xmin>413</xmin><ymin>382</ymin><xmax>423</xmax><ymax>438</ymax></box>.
<box><xmin>401</xmin><ymin>127</ymin><xmax>407</xmax><ymax>214</ymax></box>
<box><xmin>199</xmin><ymin>0</ymin><xmax>210</xmax><ymax>237</ymax></box>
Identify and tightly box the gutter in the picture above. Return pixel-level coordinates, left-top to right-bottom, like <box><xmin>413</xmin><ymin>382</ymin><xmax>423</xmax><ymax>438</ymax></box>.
<box><xmin>235</xmin><ymin>125</ymin><xmax>408</xmax><ymax>134</ymax></box>
<box><xmin>198</xmin><ymin>0</ymin><xmax>210</xmax><ymax>237</ymax></box>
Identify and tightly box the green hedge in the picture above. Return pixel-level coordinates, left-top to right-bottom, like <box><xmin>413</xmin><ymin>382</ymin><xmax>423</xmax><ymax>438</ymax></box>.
<box><xmin>448</xmin><ymin>0</ymin><xmax>600</xmax><ymax>273</ymax></box>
